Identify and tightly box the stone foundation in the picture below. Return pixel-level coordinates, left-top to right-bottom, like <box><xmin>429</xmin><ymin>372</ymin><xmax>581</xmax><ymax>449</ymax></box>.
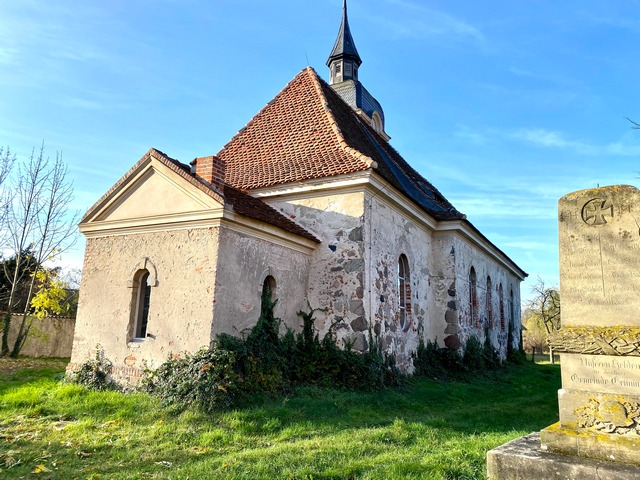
<box><xmin>487</xmin><ymin>432</ymin><xmax>640</xmax><ymax>480</ymax></box>
<box><xmin>540</xmin><ymin>422</ymin><xmax>640</xmax><ymax>467</ymax></box>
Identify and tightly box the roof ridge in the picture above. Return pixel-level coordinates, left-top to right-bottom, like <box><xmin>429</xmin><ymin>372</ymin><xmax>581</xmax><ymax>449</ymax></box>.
<box><xmin>306</xmin><ymin>67</ymin><xmax>375</xmax><ymax>169</ymax></box>
<box><xmin>357</xmin><ymin>120</ymin><xmax>459</xmax><ymax>213</ymax></box>
<box><xmin>80</xmin><ymin>148</ymin><xmax>225</xmax><ymax>223</ymax></box>
<box><xmin>216</xmin><ymin>68</ymin><xmax>314</xmax><ymax>158</ymax></box>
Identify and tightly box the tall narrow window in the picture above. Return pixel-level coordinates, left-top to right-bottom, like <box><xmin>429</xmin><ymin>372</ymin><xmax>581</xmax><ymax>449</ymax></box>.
<box><xmin>499</xmin><ymin>284</ymin><xmax>505</xmax><ymax>331</ymax></box>
<box><xmin>469</xmin><ymin>267</ymin><xmax>477</xmax><ymax>326</ymax></box>
<box><xmin>262</xmin><ymin>275</ymin><xmax>276</xmax><ymax>302</ymax></box>
<box><xmin>509</xmin><ymin>289</ymin><xmax>515</xmax><ymax>330</ymax></box>
<box><xmin>398</xmin><ymin>255</ymin><xmax>410</xmax><ymax>328</ymax></box>
<box><xmin>486</xmin><ymin>276</ymin><xmax>493</xmax><ymax>328</ymax></box>
<box><xmin>133</xmin><ymin>269</ymin><xmax>151</xmax><ymax>339</ymax></box>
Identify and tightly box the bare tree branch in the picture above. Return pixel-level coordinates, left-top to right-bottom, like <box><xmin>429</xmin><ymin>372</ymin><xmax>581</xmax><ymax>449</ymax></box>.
<box><xmin>0</xmin><ymin>144</ymin><xmax>80</xmax><ymax>357</ymax></box>
<box><xmin>625</xmin><ymin>117</ymin><xmax>640</xmax><ymax>130</ymax></box>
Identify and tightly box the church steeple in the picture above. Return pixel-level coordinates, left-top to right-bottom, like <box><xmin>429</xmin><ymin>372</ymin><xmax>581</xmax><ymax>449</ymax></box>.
<box><xmin>326</xmin><ymin>0</ymin><xmax>389</xmax><ymax>140</ymax></box>
<box><xmin>327</xmin><ymin>0</ymin><xmax>362</xmax><ymax>84</ymax></box>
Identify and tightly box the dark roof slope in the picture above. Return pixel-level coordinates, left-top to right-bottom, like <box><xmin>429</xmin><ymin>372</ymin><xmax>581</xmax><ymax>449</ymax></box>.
<box><xmin>218</xmin><ymin>67</ymin><xmax>463</xmax><ymax>221</ymax></box>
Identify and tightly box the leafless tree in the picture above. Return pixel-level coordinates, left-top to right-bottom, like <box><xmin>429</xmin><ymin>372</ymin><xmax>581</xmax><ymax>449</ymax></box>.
<box><xmin>0</xmin><ymin>147</ymin><xmax>16</xmax><ymax>240</ymax></box>
<box><xmin>0</xmin><ymin>145</ymin><xmax>79</xmax><ymax>357</ymax></box>
<box><xmin>525</xmin><ymin>276</ymin><xmax>560</xmax><ymax>363</ymax></box>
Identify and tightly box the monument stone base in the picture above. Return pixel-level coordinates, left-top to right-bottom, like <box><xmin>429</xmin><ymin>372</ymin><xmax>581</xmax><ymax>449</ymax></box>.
<box><xmin>540</xmin><ymin>422</ymin><xmax>640</xmax><ymax>466</ymax></box>
<box><xmin>487</xmin><ymin>432</ymin><xmax>640</xmax><ymax>480</ymax></box>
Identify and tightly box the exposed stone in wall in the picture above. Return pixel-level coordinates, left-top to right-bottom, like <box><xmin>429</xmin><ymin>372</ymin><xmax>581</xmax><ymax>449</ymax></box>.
<box><xmin>267</xmin><ymin>192</ymin><xmax>366</xmax><ymax>350</ymax></box>
<box><xmin>367</xmin><ymin>194</ymin><xmax>432</xmax><ymax>370</ymax></box>
<box><xmin>452</xmin><ymin>236</ymin><xmax>522</xmax><ymax>358</ymax></box>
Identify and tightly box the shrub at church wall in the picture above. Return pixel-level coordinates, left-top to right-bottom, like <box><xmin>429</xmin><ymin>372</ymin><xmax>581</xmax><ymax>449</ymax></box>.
<box><xmin>142</xmin><ymin>346</ymin><xmax>238</xmax><ymax>413</ymax></box>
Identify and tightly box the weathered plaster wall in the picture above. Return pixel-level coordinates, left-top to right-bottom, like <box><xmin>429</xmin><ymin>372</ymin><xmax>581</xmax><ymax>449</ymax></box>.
<box><xmin>366</xmin><ymin>193</ymin><xmax>438</xmax><ymax>369</ymax></box>
<box><xmin>69</xmin><ymin>227</ymin><xmax>219</xmax><ymax>382</ymax></box>
<box><xmin>7</xmin><ymin>315</ymin><xmax>75</xmax><ymax>358</ymax></box>
<box><xmin>452</xmin><ymin>235</ymin><xmax>522</xmax><ymax>357</ymax></box>
<box><xmin>267</xmin><ymin>191</ymin><xmax>367</xmax><ymax>349</ymax></box>
<box><xmin>213</xmin><ymin>227</ymin><xmax>311</xmax><ymax>337</ymax></box>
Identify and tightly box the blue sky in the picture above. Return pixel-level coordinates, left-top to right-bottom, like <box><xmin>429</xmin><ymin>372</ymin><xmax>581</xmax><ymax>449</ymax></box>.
<box><xmin>1</xmin><ymin>0</ymin><xmax>640</xmax><ymax>304</ymax></box>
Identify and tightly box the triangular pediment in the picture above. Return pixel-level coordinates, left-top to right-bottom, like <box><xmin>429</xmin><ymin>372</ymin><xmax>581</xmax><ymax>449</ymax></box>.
<box><xmin>81</xmin><ymin>153</ymin><xmax>225</xmax><ymax>235</ymax></box>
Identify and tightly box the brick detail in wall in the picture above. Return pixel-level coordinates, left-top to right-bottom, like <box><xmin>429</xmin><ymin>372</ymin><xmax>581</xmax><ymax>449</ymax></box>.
<box><xmin>404</xmin><ymin>282</ymin><xmax>412</xmax><ymax>320</ymax></box>
<box><xmin>192</xmin><ymin>155</ymin><xmax>226</xmax><ymax>191</ymax></box>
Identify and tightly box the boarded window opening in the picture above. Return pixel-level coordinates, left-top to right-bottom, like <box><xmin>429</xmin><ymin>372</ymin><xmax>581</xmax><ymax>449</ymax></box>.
<box><xmin>469</xmin><ymin>267</ymin><xmax>477</xmax><ymax>327</ymax></box>
<box><xmin>398</xmin><ymin>255</ymin><xmax>411</xmax><ymax>328</ymax></box>
<box><xmin>132</xmin><ymin>269</ymin><xmax>152</xmax><ymax>340</ymax></box>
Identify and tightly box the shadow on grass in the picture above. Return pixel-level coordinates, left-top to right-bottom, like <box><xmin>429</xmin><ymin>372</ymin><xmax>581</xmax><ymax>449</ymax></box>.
<box><xmin>0</xmin><ymin>359</ymin><xmax>561</xmax><ymax>479</ymax></box>
<box><xmin>217</xmin><ymin>361</ymin><xmax>561</xmax><ymax>438</ymax></box>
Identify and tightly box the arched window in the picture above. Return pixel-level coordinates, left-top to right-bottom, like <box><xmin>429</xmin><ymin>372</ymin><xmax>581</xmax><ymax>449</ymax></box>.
<box><xmin>260</xmin><ymin>275</ymin><xmax>277</xmax><ymax>318</ymax></box>
<box><xmin>509</xmin><ymin>288</ymin><xmax>515</xmax><ymax>330</ymax></box>
<box><xmin>262</xmin><ymin>275</ymin><xmax>276</xmax><ymax>302</ymax></box>
<box><xmin>469</xmin><ymin>267</ymin><xmax>477</xmax><ymax>326</ymax></box>
<box><xmin>486</xmin><ymin>276</ymin><xmax>493</xmax><ymax>328</ymax></box>
<box><xmin>499</xmin><ymin>284</ymin><xmax>505</xmax><ymax>331</ymax></box>
<box><xmin>398</xmin><ymin>255</ymin><xmax>411</xmax><ymax>328</ymax></box>
<box><xmin>371</xmin><ymin>112</ymin><xmax>383</xmax><ymax>133</ymax></box>
<box><xmin>132</xmin><ymin>269</ymin><xmax>152</xmax><ymax>340</ymax></box>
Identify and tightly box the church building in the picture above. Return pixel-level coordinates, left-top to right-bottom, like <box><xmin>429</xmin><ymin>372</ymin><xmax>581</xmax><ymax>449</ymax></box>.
<box><xmin>69</xmin><ymin>1</ymin><xmax>526</xmax><ymax>383</ymax></box>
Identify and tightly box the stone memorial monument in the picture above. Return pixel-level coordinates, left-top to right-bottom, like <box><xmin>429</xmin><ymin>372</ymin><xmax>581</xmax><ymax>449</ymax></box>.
<box><xmin>487</xmin><ymin>185</ymin><xmax>640</xmax><ymax>479</ymax></box>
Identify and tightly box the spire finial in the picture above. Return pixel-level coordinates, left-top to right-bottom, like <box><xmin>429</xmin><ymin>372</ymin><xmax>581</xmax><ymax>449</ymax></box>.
<box><xmin>327</xmin><ymin>0</ymin><xmax>362</xmax><ymax>84</ymax></box>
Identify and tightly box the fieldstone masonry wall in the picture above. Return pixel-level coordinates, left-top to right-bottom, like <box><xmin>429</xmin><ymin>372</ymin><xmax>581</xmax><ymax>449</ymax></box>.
<box><xmin>367</xmin><ymin>193</ymin><xmax>433</xmax><ymax>368</ymax></box>
<box><xmin>453</xmin><ymin>236</ymin><xmax>521</xmax><ymax>356</ymax></box>
<box><xmin>270</xmin><ymin>189</ymin><xmax>523</xmax><ymax>371</ymax></box>
<box><xmin>268</xmin><ymin>192</ymin><xmax>368</xmax><ymax>351</ymax></box>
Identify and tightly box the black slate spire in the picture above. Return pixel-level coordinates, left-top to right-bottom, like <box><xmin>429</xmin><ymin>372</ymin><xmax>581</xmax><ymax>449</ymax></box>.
<box><xmin>326</xmin><ymin>0</ymin><xmax>389</xmax><ymax>139</ymax></box>
<box><xmin>327</xmin><ymin>0</ymin><xmax>361</xmax><ymax>84</ymax></box>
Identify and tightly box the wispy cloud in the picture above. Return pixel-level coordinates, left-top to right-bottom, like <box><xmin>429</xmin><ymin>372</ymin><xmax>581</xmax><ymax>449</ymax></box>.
<box><xmin>510</xmin><ymin>128</ymin><xmax>582</xmax><ymax>149</ymax></box>
<box><xmin>510</xmin><ymin>128</ymin><xmax>640</xmax><ymax>156</ymax></box>
<box><xmin>454</xmin><ymin>124</ymin><xmax>487</xmax><ymax>145</ymax></box>
<box><xmin>502</xmin><ymin>240</ymin><xmax>551</xmax><ymax>251</ymax></box>
<box><xmin>52</xmin><ymin>96</ymin><xmax>115</xmax><ymax>110</ymax></box>
<box><xmin>452</xmin><ymin>196</ymin><xmax>557</xmax><ymax>220</ymax></box>
<box><xmin>0</xmin><ymin>47</ymin><xmax>17</xmax><ymax>65</ymax></box>
<box><xmin>369</xmin><ymin>0</ymin><xmax>484</xmax><ymax>42</ymax></box>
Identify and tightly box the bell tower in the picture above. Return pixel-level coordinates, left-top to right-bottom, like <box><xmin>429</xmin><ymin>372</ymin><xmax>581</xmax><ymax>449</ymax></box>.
<box><xmin>326</xmin><ymin>0</ymin><xmax>362</xmax><ymax>85</ymax></box>
<box><xmin>326</xmin><ymin>0</ymin><xmax>389</xmax><ymax>140</ymax></box>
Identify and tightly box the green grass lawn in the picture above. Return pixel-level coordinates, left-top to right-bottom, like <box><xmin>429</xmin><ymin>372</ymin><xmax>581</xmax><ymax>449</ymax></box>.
<box><xmin>0</xmin><ymin>358</ymin><xmax>560</xmax><ymax>480</ymax></box>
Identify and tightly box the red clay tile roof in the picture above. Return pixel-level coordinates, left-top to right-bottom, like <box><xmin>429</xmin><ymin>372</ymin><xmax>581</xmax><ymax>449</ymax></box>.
<box><xmin>164</xmin><ymin>154</ymin><xmax>320</xmax><ymax>242</ymax></box>
<box><xmin>217</xmin><ymin>67</ymin><xmax>374</xmax><ymax>191</ymax></box>
<box><xmin>217</xmin><ymin>67</ymin><xmax>464</xmax><ymax>221</ymax></box>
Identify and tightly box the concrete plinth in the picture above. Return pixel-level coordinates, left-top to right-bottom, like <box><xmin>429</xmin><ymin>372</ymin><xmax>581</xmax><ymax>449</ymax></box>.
<box><xmin>487</xmin><ymin>432</ymin><xmax>640</xmax><ymax>480</ymax></box>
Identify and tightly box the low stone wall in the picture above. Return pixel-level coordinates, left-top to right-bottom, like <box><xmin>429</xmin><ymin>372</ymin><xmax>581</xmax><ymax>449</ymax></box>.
<box><xmin>5</xmin><ymin>314</ymin><xmax>75</xmax><ymax>358</ymax></box>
